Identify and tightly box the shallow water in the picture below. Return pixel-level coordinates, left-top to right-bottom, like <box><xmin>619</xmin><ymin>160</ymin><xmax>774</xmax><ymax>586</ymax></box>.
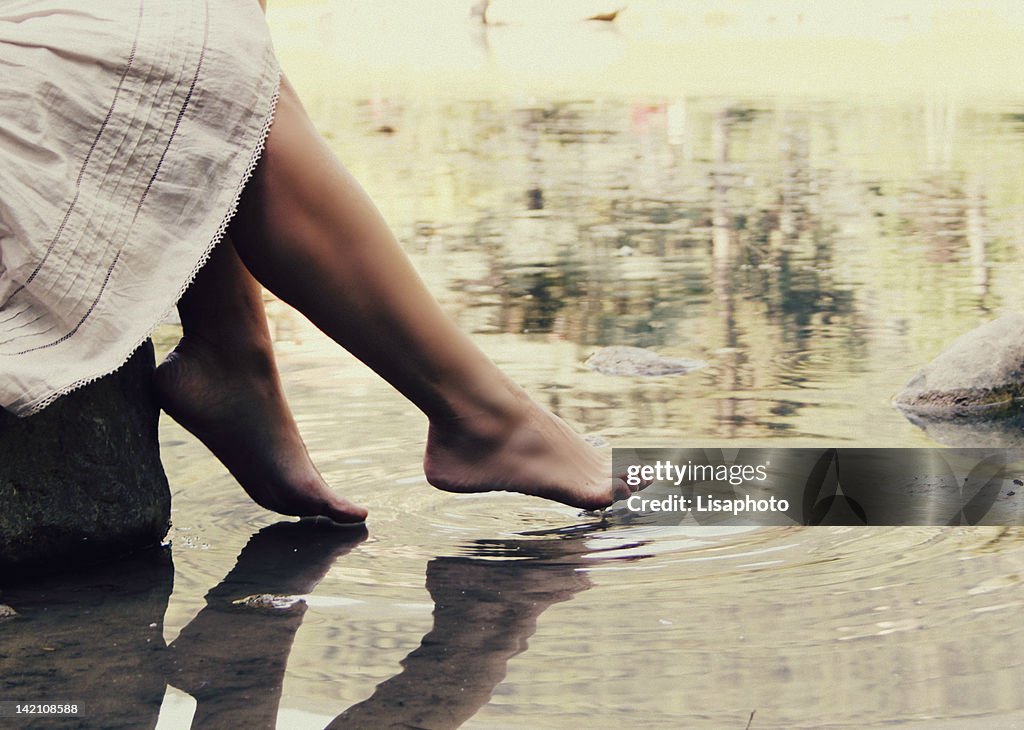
<box><xmin>5</xmin><ymin>2</ymin><xmax>1024</xmax><ymax>728</ymax></box>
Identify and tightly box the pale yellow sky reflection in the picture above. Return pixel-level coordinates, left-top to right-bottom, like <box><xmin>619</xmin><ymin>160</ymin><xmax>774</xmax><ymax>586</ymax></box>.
<box><xmin>269</xmin><ymin>0</ymin><xmax>1024</xmax><ymax>100</ymax></box>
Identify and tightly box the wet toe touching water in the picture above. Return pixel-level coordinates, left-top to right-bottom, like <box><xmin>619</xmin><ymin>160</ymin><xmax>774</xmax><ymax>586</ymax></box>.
<box><xmin>4</xmin><ymin>2</ymin><xmax>1024</xmax><ymax>727</ymax></box>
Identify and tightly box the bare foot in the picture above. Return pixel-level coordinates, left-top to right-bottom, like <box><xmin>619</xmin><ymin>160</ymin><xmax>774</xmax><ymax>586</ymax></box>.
<box><xmin>423</xmin><ymin>395</ymin><xmax>638</xmax><ymax>511</ymax></box>
<box><xmin>154</xmin><ymin>336</ymin><xmax>367</xmax><ymax>525</ymax></box>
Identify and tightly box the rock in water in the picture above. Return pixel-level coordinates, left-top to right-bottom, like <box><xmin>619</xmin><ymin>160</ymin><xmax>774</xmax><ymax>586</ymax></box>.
<box><xmin>893</xmin><ymin>314</ymin><xmax>1024</xmax><ymax>417</ymax></box>
<box><xmin>232</xmin><ymin>593</ymin><xmax>306</xmax><ymax>611</ymax></box>
<box><xmin>0</xmin><ymin>342</ymin><xmax>170</xmax><ymax>579</ymax></box>
<box><xmin>585</xmin><ymin>346</ymin><xmax>705</xmax><ymax>376</ymax></box>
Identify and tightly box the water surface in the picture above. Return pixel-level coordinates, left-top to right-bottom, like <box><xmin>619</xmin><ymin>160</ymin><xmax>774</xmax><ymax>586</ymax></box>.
<box><xmin>4</xmin><ymin>3</ymin><xmax>1024</xmax><ymax>727</ymax></box>
<box><xmin>159</xmin><ymin>69</ymin><xmax>1024</xmax><ymax>727</ymax></box>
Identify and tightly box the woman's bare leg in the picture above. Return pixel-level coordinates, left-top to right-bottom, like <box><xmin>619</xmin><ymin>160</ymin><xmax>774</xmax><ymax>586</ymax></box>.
<box><xmin>228</xmin><ymin>77</ymin><xmax>634</xmax><ymax>510</ymax></box>
<box><xmin>154</xmin><ymin>237</ymin><xmax>368</xmax><ymax>524</ymax></box>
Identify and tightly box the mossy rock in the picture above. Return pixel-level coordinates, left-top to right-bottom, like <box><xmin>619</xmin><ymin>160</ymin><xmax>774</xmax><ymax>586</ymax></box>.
<box><xmin>0</xmin><ymin>342</ymin><xmax>170</xmax><ymax>580</ymax></box>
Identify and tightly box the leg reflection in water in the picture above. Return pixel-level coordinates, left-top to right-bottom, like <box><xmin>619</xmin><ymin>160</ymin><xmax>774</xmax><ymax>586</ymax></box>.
<box><xmin>163</xmin><ymin>521</ymin><xmax>368</xmax><ymax>729</ymax></box>
<box><xmin>163</xmin><ymin>523</ymin><xmax>618</xmax><ymax>729</ymax></box>
<box><xmin>328</xmin><ymin>538</ymin><xmax>597</xmax><ymax>729</ymax></box>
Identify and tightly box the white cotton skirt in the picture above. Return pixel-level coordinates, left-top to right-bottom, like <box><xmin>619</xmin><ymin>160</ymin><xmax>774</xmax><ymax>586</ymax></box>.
<box><xmin>0</xmin><ymin>0</ymin><xmax>280</xmax><ymax>416</ymax></box>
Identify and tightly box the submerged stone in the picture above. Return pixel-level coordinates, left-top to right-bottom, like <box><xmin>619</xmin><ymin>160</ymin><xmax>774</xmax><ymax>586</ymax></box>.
<box><xmin>893</xmin><ymin>314</ymin><xmax>1024</xmax><ymax>417</ymax></box>
<box><xmin>585</xmin><ymin>346</ymin><xmax>706</xmax><ymax>377</ymax></box>
<box><xmin>0</xmin><ymin>342</ymin><xmax>170</xmax><ymax>579</ymax></box>
<box><xmin>232</xmin><ymin>593</ymin><xmax>306</xmax><ymax>611</ymax></box>
<box><xmin>0</xmin><ymin>604</ymin><xmax>17</xmax><ymax>619</ymax></box>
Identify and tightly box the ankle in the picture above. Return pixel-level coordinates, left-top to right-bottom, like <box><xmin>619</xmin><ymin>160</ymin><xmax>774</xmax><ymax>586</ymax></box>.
<box><xmin>429</xmin><ymin>386</ymin><xmax>533</xmax><ymax>446</ymax></box>
<box><xmin>172</xmin><ymin>332</ymin><xmax>276</xmax><ymax>379</ymax></box>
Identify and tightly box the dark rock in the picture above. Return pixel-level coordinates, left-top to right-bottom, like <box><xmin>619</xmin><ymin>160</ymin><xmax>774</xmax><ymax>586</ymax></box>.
<box><xmin>894</xmin><ymin>314</ymin><xmax>1024</xmax><ymax>417</ymax></box>
<box><xmin>0</xmin><ymin>550</ymin><xmax>171</xmax><ymax>727</ymax></box>
<box><xmin>0</xmin><ymin>342</ymin><xmax>170</xmax><ymax>580</ymax></box>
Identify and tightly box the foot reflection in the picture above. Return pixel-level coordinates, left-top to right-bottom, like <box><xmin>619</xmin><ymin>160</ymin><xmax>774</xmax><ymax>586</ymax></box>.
<box><xmin>164</xmin><ymin>521</ymin><xmax>367</xmax><ymax>729</ymax></box>
<box><xmin>328</xmin><ymin>537</ymin><xmax>596</xmax><ymax>729</ymax></box>
<box><xmin>1</xmin><ymin>522</ymin><xmax>628</xmax><ymax>729</ymax></box>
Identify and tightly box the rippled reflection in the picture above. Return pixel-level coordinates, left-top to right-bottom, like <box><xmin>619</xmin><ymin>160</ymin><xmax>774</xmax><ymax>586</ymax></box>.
<box><xmin>284</xmin><ymin>88</ymin><xmax>1024</xmax><ymax>447</ymax></box>
<box><xmin>0</xmin><ymin>524</ymin><xmax>647</xmax><ymax>729</ymax></box>
<box><xmin>163</xmin><ymin>522</ymin><xmax>368</xmax><ymax>728</ymax></box>
<box><xmin>328</xmin><ymin>535</ymin><xmax>615</xmax><ymax>729</ymax></box>
<box><xmin>3</xmin><ymin>520</ymin><xmax>1021</xmax><ymax>728</ymax></box>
